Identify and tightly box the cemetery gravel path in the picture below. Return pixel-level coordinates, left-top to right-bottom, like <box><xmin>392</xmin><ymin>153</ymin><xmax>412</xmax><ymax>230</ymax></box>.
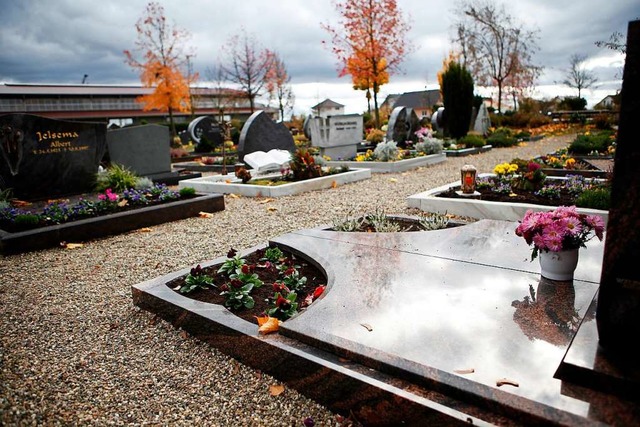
<box><xmin>0</xmin><ymin>134</ymin><xmax>578</xmax><ymax>426</ymax></box>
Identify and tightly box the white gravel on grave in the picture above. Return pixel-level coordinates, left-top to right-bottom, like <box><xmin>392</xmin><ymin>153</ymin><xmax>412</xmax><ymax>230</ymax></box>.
<box><xmin>0</xmin><ymin>134</ymin><xmax>575</xmax><ymax>426</ymax></box>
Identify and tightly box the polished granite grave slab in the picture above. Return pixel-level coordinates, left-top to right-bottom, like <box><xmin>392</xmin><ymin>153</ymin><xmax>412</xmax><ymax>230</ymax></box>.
<box><xmin>133</xmin><ymin>220</ymin><xmax>639</xmax><ymax>425</ymax></box>
<box><xmin>274</xmin><ymin>220</ymin><xmax>625</xmax><ymax>423</ymax></box>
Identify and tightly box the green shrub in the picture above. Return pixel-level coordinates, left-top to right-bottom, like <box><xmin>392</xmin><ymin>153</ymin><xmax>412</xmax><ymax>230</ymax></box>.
<box><xmin>374</xmin><ymin>140</ymin><xmax>399</xmax><ymax>161</ymax></box>
<box><xmin>569</xmin><ymin>131</ymin><xmax>615</xmax><ymax>155</ymax></box>
<box><xmin>179</xmin><ymin>187</ymin><xmax>197</xmax><ymax>197</ymax></box>
<box><xmin>194</xmin><ymin>136</ymin><xmax>217</xmax><ymax>153</ymax></box>
<box><xmin>0</xmin><ymin>187</ymin><xmax>12</xmax><ymax>203</ymax></box>
<box><xmin>487</xmin><ymin>130</ymin><xmax>517</xmax><ymax>147</ymax></box>
<box><xmin>593</xmin><ymin>113</ymin><xmax>615</xmax><ymax>130</ymax></box>
<box><xmin>576</xmin><ymin>187</ymin><xmax>611</xmax><ymax>210</ymax></box>
<box><xmin>457</xmin><ymin>134</ymin><xmax>486</xmax><ymax>148</ymax></box>
<box><xmin>95</xmin><ymin>163</ymin><xmax>139</xmax><ymax>192</ymax></box>
<box><xmin>441</xmin><ymin>61</ymin><xmax>474</xmax><ymax>139</ymax></box>
<box><xmin>14</xmin><ymin>213</ymin><xmax>41</xmax><ymax>227</ymax></box>
<box><xmin>415</xmin><ymin>138</ymin><xmax>443</xmax><ymax>155</ymax></box>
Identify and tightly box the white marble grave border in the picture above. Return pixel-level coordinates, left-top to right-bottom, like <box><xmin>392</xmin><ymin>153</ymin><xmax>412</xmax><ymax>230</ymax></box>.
<box><xmin>179</xmin><ymin>168</ymin><xmax>371</xmax><ymax>197</ymax></box>
<box><xmin>407</xmin><ymin>174</ymin><xmax>609</xmax><ymax>223</ymax></box>
<box><xmin>324</xmin><ymin>153</ymin><xmax>445</xmax><ymax>173</ymax></box>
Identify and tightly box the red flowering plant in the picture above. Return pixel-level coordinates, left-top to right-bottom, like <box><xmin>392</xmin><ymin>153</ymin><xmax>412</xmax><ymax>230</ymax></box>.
<box><xmin>515</xmin><ymin>206</ymin><xmax>605</xmax><ymax>261</ymax></box>
<box><xmin>266</xmin><ymin>291</ymin><xmax>299</xmax><ymax>320</ymax></box>
<box><xmin>512</xmin><ymin>161</ymin><xmax>546</xmax><ymax>191</ymax></box>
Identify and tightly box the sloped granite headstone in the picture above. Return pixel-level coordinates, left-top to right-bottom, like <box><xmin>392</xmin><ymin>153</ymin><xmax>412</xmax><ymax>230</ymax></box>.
<box><xmin>187</xmin><ymin>116</ymin><xmax>223</xmax><ymax>146</ymax></box>
<box><xmin>0</xmin><ymin>113</ymin><xmax>106</xmax><ymax>200</ymax></box>
<box><xmin>386</xmin><ymin>106</ymin><xmax>420</xmax><ymax>147</ymax></box>
<box><xmin>473</xmin><ymin>104</ymin><xmax>491</xmax><ymax>136</ymax></box>
<box><xmin>107</xmin><ymin>124</ymin><xmax>171</xmax><ymax>178</ymax></box>
<box><xmin>237</xmin><ymin>111</ymin><xmax>295</xmax><ymax>161</ymax></box>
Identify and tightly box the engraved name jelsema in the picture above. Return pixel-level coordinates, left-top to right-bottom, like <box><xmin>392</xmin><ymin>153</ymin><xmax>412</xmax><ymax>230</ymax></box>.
<box><xmin>36</xmin><ymin>130</ymin><xmax>79</xmax><ymax>142</ymax></box>
<box><xmin>32</xmin><ymin>130</ymin><xmax>89</xmax><ymax>155</ymax></box>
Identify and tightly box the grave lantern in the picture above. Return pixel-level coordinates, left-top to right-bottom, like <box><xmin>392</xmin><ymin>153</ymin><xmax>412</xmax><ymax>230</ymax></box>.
<box><xmin>461</xmin><ymin>164</ymin><xmax>477</xmax><ymax>194</ymax></box>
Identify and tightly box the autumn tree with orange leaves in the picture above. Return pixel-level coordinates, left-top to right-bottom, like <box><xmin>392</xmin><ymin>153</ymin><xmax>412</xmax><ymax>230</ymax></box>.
<box><xmin>323</xmin><ymin>0</ymin><xmax>412</xmax><ymax>128</ymax></box>
<box><xmin>265</xmin><ymin>52</ymin><xmax>295</xmax><ymax>122</ymax></box>
<box><xmin>124</xmin><ymin>2</ymin><xmax>196</xmax><ymax>137</ymax></box>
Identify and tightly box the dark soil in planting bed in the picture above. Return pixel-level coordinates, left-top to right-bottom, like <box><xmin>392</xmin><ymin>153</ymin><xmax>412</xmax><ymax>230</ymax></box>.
<box><xmin>166</xmin><ymin>247</ymin><xmax>327</xmax><ymax>325</ymax></box>
<box><xmin>437</xmin><ymin>187</ymin><xmax>580</xmax><ymax>207</ymax></box>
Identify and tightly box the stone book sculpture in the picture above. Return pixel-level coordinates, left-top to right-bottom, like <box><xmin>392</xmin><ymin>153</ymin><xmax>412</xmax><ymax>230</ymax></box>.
<box><xmin>243</xmin><ymin>149</ymin><xmax>291</xmax><ymax>174</ymax></box>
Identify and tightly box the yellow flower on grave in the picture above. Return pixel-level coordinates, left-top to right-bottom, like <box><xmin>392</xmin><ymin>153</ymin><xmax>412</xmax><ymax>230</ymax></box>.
<box><xmin>564</xmin><ymin>158</ymin><xmax>576</xmax><ymax>169</ymax></box>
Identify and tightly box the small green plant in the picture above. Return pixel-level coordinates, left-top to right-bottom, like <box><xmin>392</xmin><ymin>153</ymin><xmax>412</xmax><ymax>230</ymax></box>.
<box><xmin>266</xmin><ymin>292</ymin><xmax>299</xmax><ymax>320</ymax></box>
<box><xmin>134</xmin><ymin>177</ymin><xmax>153</xmax><ymax>190</ymax></box>
<box><xmin>217</xmin><ymin>249</ymin><xmax>246</xmax><ymax>276</ymax></box>
<box><xmin>95</xmin><ymin>163</ymin><xmax>139</xmax><ymax>192</ymax></box>
<box><xmin>288</xmin><ymin>148</ymin><xmax>323</xmax><ymax>180</ymax></box>
<box><xmin>280</xmin><ymin>266</ymin><xmax>307</xmax><ymax>291</ymax></box>
<box><xmin>415</xmin><ymin>138</ymin><xmax>443</xmax><ymax>155</ymax></box>
<box><xmin>373</xmin><ymin>140</ymin><xmax>399</xmax><ymax>161</ymax></box>
<box><xmin>418</xmin><ymin>212</ymin><xmax>449</xmax><ymax>231</ymax></box>
<box><xmin>178</xmin><ymin>265</ymin><xmax>215</xmax><ymax>294</ymax></box>
<box><xmin>261</xmin><ymin>247</ymin><xmax>284</xmax><ymax>263</ymax></box>
<box><xmin>576</xmin><ymin>186</ymin><xmax>611</xmax><ymax>210</ymax></box>
<box><xmin>331</xmin><ymin>209</ymin><xmax>364</xmax><ymax>232</ymax></box>
<box><xmin>179</xmin><ymin>187</ymin><xmax>197</xmax><ymax>197</ymax></box>
<box><xmin>229</xmin><ymin>264</ymin><xmax>264</xmax><ymax>288</ymax></box>
<box><xmin>219</xmin><ymin>279</ymin><xmax>255</xmax><ymax>310</ymax></box>
<box><xmin>13</xmin><ymin>213</ymin><xmax>41</xmax><ymax>228</ymax></box>
<box><xmin>365</xmin><ymin>207</ymin><xmax>401</xmax><ymax>232</ymax></box>
<box><xmin>487</xmin><ymin>131</ymin><xmax>518</xmax><ymax>147</ymax></box>
<box><xmin>457</xmin><ymin>134</ymin><xmax>486</xmax><ymax>148</ymax></box>
<box><xmin>0</xmin><ymin>187</ymin><xmax>13</xmax><ymax>202</ymax></box>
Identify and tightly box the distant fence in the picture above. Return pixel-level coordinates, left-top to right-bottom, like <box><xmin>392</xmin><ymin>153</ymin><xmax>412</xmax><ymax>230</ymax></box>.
<box><xmin>549</xmin><ymin>110</ymin><xmax>619</xmax><ymax>123</ymax></box>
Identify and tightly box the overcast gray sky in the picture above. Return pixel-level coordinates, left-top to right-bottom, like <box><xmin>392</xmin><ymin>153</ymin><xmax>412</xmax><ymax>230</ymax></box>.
<box><xmin>0</xmin><ymin>0</ymin><xmax>637</xmax><ymax>115</ymax></box>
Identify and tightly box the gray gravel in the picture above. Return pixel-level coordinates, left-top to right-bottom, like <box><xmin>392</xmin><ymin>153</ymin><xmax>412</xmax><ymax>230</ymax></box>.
<box><xmin>0</xmin><ymin>134</ymin><xmax>575</xmax><ymax>426</ymax></box>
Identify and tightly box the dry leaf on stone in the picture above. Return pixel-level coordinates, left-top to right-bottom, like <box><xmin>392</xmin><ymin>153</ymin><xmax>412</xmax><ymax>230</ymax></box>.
<box><xmin>63</xmin><ymin>243</ymin><xmax>84</xmax><ymax>249</ymax></box>
<box><xmin>267</xmin><ymin>206</ymin><xmax>278</xmax><ymax>212</ymax></box>
<box><xmin>331</xmin><ymin>180</ymin><xmax>338</xmax><ymax>188</ymax></box>
<box><xmin>117</xmin><ymin>199</ymin><xmax>128</xmax><ymax>207</ymax></box>
<box><xmin>496</xmin><ymin>378</ymin><xmax>519</xmax><ymax>387</ymax></box>
<box><xmin>360</xmin><ymin>323</ymin><xmax>373</xmax><ymax>332</ymax></box>
<box><xmin>198</xmin><ymin>211</ymin><xmax>215</xmax><ymax>218</ymax></box>
<box><xmin>229</xmin><ymin>193</ymin><xmax>239</xmax><ymax>198</ymax></box>
<box><xmin>180</xmin><ymin>330</ymin><xmax>189</xmax><ymax>339</ymax></box>
<box><xmin>138</xmin><ymin>227</ymin><xmax>153</xmax><ymax>232</ymax></box>
<box><xmin>269</xmin><ymin>384</ymin><xmax>285</xmax><ymax>396</ymax></box>
<box><xmin>389</xmin><ymin>178</ymin><xmax>397</xmax><ymax>183</ymax></box>
<box><xmin>454</xmin><ymin>368</ymin><xmax>475</xmax><ymax>374</ymax></box>
<box><xmin>258</xmin><ymin>198</ymin><xmax>275</xmax><ymax>204</ymax></box>
<box><xmin>258</xmin><ymin>317</ymin><xmax>280</xmax><ymax>334</ymax></box>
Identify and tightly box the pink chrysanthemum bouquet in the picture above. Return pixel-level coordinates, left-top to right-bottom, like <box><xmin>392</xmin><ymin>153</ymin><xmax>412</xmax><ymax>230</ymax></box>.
<box><xmin>515</xmin><ymin>206</ymin><xmax>605</xmax><ymax>261</ymax></box>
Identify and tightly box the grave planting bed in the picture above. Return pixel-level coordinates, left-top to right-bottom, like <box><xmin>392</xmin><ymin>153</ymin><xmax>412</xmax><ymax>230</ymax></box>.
<box><xmin>0</xmin><ymin>193</ymin><xmax>224</xmax><ymax>255</ymax></box>
<box><xmin>178</xmin><ymin>168</ymin><xmax>371</xmax><ymax>197</ymax></box>
<box><xmin>324</xmin><ymin>153</ymin><xmax>446</xmax><ymax>173</ymax></box>
<box><xmin>408</xmin><ymin>174</ymin><xmax>609</xmax><ymax>223</ymax></box>
<box><xmin>444</xmin><ymin>145</ymin><xmax>492</xmax><ymax>157</ymax></box>
<box><xmin>132</xmin><ymin>220</ymin><xmax>637</xmax><ymax>425</ymax></box>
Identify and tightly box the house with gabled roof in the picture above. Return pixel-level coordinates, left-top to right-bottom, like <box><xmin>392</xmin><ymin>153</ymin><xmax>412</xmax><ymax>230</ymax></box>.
<box><xmin>311</xmin><ymin>98</ymin><xmax>345</xmax><ymax>118</ymax></box>
<box><xmin>393</xmin><ymin>90</ymin><xmax>442</xmax><ymax>119</ymax></box>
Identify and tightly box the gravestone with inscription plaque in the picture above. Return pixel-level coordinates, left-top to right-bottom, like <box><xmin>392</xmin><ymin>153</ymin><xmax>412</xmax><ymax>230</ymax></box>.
<box><xmin>308</xmin><ymin>114</ymin><xmax>363</xmax><ymax>160</ymax></box>
<box><xmin>0</xmin><ymin>113</ymin><xmax>106</xmax><ymax>200</ymax></box>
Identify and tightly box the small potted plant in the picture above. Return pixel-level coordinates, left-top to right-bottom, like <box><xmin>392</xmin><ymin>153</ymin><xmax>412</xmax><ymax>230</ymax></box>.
<box><xmin>515</xmin><ymin>206</ymin><xmax>605</xmax><ymax>280</ymax></box>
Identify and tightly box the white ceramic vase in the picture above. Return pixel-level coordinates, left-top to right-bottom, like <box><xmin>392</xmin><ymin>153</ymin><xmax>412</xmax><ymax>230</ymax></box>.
<box><xmin>538</xmin><ymin>248</ymin><xmax>579</xmax><ymax>281</ymax></box>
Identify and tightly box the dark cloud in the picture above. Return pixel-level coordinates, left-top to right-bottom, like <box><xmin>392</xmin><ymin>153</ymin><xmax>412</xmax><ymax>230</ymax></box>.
<box><xmin>0</xmin><ymin>0</ymin><xmax>636</xmax><ymax>111</ymax></box>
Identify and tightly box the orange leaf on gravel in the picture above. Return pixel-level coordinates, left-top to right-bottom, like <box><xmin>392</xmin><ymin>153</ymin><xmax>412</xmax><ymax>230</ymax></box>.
<box><xmin>269</xmin><ymin>384</ymin><xmax>285</xmax><ymax>396</ymax></box>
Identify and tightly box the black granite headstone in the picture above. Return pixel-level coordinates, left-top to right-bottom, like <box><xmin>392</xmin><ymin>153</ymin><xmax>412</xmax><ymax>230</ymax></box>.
<box><xmin>187</xmin><ymin>116</ymin><xmax>223</xmax><ymax>147</ymax></box>
<box><xmin>596</xmin><ymin>20</ymin><xmax>640</xmax><ymax>350</ymax></box>
<box><xmin>106</xmin><ymin>124</ymin><xmax>171</xmax><ymax>178</ymax></box>
<box><xmin>385</xmin><ymin>106</ymin><xmax>420</xmax><ymax>147</ymax></box>
<box><xmin>237</xmin><ymin>111</ymin><xmax>295</xmax><ymax>161</ymax></box>
<box><xmin>0</xmin><ymin>113</ymin><xmax>106</xmax><ymax>200</ymax></box>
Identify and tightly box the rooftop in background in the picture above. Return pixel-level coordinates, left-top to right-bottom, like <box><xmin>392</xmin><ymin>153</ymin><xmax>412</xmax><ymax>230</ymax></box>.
<box><xmin>0</xmin><ymin>83</ymin><xmax>275</xmax><ymax>122</ymax></box>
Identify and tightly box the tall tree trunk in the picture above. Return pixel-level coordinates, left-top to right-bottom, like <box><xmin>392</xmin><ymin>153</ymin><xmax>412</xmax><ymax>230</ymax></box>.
<box><xmin>366</xmin><ymin>89</ymin><xmax>371</xmax><ymax>114</ymax></box>
<box><xmin>168</xmin><ymin>105</ymin><xmax>176</xmax><ymax>137</ymax></box>
<box><xmin>497</xmin><ymin>80</ymin><xmax>503</xmax><ymax>114</ymax></box>
<box><xmin>372</xmin><ymin>82</ymin><xmax>380</xmax><ymax>128</ymax></box>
